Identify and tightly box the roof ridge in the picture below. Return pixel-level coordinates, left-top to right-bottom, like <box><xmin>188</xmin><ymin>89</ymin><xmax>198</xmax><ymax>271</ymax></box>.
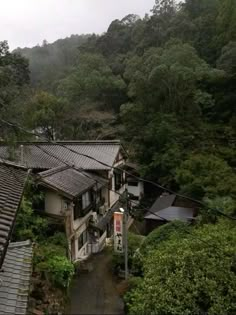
<box><xmin>0</xmin><ymin>159</ymin><xmax>27</xmax><ymax>170</ymax></box>
<box><xmin>0</xmin><ymin>140</ymin><xmax>121</xmax><ymax>145</ymax></box>
<box><xmin>39</xmin><ymin>165</ymin><xmax>70</xmax><ymax>178</ymax></box>
<box><xmin>8</xmin><ymin>240</ymin><xmax>32</xmax><ymax>249</ymax></box>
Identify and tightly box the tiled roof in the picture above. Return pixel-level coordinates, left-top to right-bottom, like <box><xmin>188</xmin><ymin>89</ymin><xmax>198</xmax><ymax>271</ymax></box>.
<box><xmin>0</xmin><ymin>240</ymin><xmax>33</xmax><ymax>315</ymax></box>
<box><xmin>149</xmin><ymin>194</ymin><xmax>176</xmax><ymax>214</ymax></box>
<box><xmin>0</xmin><ymin>141</ymin><xmax>125</xmax><ymax>170</ymax></box>
<box><xmin>38</xmin><ymin>166</ymin><xmax>107</xmax><ymax>198</ymax></box>
<box><xmin>144</xmin><ymin>206</ymin><xmax>194</xmax><ymax>222</ymax></box>
<box><xmin>0</xmin><ymin>163</ymin><xmax>28</xmax><ymax>267</ymax></box>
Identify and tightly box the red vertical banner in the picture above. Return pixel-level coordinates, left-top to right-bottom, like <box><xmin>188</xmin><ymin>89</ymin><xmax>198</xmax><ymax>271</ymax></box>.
<box><xmin>114</xmin><ymin>212</ymin><xmax>124</xmax><ymax>253</ymax></box>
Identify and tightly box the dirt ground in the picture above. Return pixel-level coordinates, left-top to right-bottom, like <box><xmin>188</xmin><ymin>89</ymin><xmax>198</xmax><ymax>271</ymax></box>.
<box><xmin>68</xmin><ymin>251</ymin><xmax>124</xmax><ymax>315</ymax></box>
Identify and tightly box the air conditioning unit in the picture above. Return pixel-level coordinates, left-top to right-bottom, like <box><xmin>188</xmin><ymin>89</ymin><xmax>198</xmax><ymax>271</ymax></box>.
<box><xmin>99</xmin><ymin>205</ymin><xmax>106</xmax><ymax>216</ymax></box>
<box><xmin>91</xmin><ymin>212</ymin><xmax>98</xmax><ymax>224</ymax></box>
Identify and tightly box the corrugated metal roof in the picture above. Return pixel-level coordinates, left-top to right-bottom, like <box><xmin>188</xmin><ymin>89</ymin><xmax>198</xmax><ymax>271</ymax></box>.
<box><xmin>38</xmin><ymin>166</ymin><xmax>107</xmax><ymax>198</ymax></box>
<box><xmin>0</xmin><ymin>141</ymin><xmax>124</xmax><ymax>170</ymax></box>
<box><xmin>145</xmin><ymin>206</ymin><xmax>194</xmax><ymax>222</ymax></box>
<box><xmin>0</xmin><ymin>240</ymin><xmax>33</xmax><ymax>315</ymax></box>
<box><xmin>149</xmin><ymin>194</ymin><xmax>176</xmax><ymax>213</ymax></box>
<box><xmin>0</xmin><ymin>163</ymin><xmax>28</xmax><ymax>267</ymax></box>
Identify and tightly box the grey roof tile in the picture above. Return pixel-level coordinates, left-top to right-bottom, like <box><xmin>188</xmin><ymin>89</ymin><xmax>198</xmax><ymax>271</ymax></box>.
<box><xmin>0</xmin><ymin>240</ymin><xmax>33</xmax><ymax>315</ymax></box>
<box><xmin>0</xmin><ymin>141</ymin><xmax>124</xmax><ymax>170</ymax></box>
<box><xmin>0</xmin><ymin>163</ymin><xmax>28</xmax><ymax>267</ymax></box>
<box><xmin>38</xmin><ymin>166</ymin><xmax>107</xmax><ymax>198</ymax></box>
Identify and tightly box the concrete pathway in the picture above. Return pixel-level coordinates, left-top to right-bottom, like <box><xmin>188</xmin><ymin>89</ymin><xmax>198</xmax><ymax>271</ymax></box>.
<box><xmin>68</xmin><ymin>251</ymin><xmax>124</xmax><ymax>315</ymax></box>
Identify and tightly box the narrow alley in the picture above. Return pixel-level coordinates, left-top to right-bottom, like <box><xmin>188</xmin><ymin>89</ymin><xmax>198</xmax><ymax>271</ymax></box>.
<box><xmin>68</xmin><ymin>251</ymin><xmax>124</xmax><ymax>315</ymax></box>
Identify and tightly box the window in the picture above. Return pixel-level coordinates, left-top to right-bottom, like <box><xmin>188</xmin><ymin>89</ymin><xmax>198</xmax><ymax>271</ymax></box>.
<box><xmin>78</xmin><ymin>230</ymin><xmax>87</xmax><ymax>250</ymax></box>
<box><xmin>114</xmin><ymin>170</ymin><xmax>123</xmax><ymax>191</ymax></box>
<box><xmin>74</xmin><ymin>190</ymin><xmax>94</xmax><ymax>220</ymax></box>
<box><xmin>82</xmin><ymin>191</ymin><xmax>92</xmax><ymax>209</ymax></box>
<box><xmin>128</xmin><ymin>181</ymin><xmax>138</xmax><ymax>187</ymax></box>
<box><xmin>74</xmin><ymin>197</ymin><xmax>82</xmax><ymax>220</ymax></box>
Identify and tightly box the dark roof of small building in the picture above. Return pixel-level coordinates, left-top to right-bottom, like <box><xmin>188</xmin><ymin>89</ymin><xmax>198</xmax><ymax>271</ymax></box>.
<box><xmin>0</xmin><ymin>162</ymin><xmax>28</xmax><ymax>267</ymax></box>
<box><xmin>0</xmin><ymin>141</ymin><xmax>126</xmax><ymax>171</ymax></box>
<box><xmin>144</xmin><ymin>206</ymin><xmax>194</xmax><ymax>222</ymax></box>
<box><xmin>149</xmin><ymin>194</ymin><xmax>176</xmax><ymax>214</ymax></box>
<box><xmin>38</xmin><ymin>166</ymin><xmax>107</xmax><ymax>199</ymax></box>
<box><xmin>0</xmin><ymin>240</ymin><xmax>33</xmax><ymax>315</ymax></box>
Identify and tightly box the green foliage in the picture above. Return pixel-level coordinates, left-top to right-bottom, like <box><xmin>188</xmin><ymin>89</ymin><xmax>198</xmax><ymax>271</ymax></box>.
<box><xmin>37</xmin><ymin>255</ymin><xmax>74</xmax><ymax>289</ymax></box>
<box><xmin>24</xmin><ymin>91</ymin><xmax>68</xmax><ymax>140</ymax></box>
<box><xmin>198</xmin><ymin>196</ymin><xmax>236</xmax><ymax>224</ymax></box>
<box><xmin>125</xmin><ymin>220</ymin><xmax>236</xmax><ymax>315</ymax></box>
<box><xmin>15</xmin><ymin>35</ymin><xmax>90</xmax><ymax>89</ymax></box>
<box><xmin>33</xmin><ymin>228</ymin><xmax>74</xmax><ymax>290</ymax></box>
<box><xmin>141</xmin><ymin>220</ymin><xmax>191</xmax><ymax>254</ymax></box>
<box><xmin>13</xmin><ymin>198</ymin><xmax>48</xmax><ymax>242</ymax></box>
<box><xmin>175</xmin><ymin>154</ymin><xmax>236</xmax><ymax>199</ymax></box>
<box><xmin>112</xmin><ymin>233</ymin><xmax>144</xmax><ymax>276</ymax></box>
<box><xmin>0</xmin><ymin>40</ymin><xmax>30</xmax><ymax>140</ymax></box>
<box><xmin>57</xmin><ymin>53</ymin><xmax>127</xmax><ymax>112</ymax></box>
<box><xmin>13</xmin><ymin>194</ymin><xmax>74</xmax><ymax>291</ymax></box>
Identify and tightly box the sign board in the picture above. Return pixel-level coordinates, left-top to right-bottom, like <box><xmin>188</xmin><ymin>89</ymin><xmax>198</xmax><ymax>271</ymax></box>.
<box><xmin>114</xmin><ymin>212</ymin><xmax>124</xmax><ymax>253</ymax></box>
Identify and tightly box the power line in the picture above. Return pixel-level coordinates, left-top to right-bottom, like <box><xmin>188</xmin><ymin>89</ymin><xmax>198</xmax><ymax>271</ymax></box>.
<box><xmin>0</xmin><ymin>130</ymin><xmax>226</xmax><ymax>257</ymax></box>
<box><xmin>0</xmin><ymin>117</ymin><xmax>236</xmax><ymax>221</ymax></box>
<box><xmin>34</xmin><ymin>144</ymin><xmax>226</xmax><ymax>257</ymax></box>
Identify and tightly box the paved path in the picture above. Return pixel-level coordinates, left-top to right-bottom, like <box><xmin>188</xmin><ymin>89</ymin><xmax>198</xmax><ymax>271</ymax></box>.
<box><xmin>68</xmin><ymin>251</ymin><xmax>124</xmax><ymax>315</ymax></box>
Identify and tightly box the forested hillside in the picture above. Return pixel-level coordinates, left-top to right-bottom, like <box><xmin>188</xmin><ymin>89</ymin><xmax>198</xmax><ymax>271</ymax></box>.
<box><xmin>1</xmin><ymin>0</ymin><xmax>236</xmax><ymax>197</ymax></box>
<box><xmin>1</xmin><ymin>1</ymin><xmax>236</xmax><ymax>313</ymax></box>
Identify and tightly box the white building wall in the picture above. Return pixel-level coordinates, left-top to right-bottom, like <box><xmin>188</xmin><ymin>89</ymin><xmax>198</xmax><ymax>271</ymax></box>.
<box><xmin>45</xmin><ymin>191</ymin><xmax>64</xmax><ymax>216</ymax></box>
<box><xmin>72</xmin><ymin>210</ymin><xmax>93</xmax><ymax>231</ymax></box>
<box><xmin>127</xmin><ymin>181</ymin><xmax>144</xmax><ymax>199</ymax></box>
<box><xmin>74</xmin><ymin>223</ymin><xmax>89</xmax><ymax>260</ymax></box>
<box><xmin>108</xmin><ymin>165</ymin><xmax>126</xmax><ymax>207</ymax></box>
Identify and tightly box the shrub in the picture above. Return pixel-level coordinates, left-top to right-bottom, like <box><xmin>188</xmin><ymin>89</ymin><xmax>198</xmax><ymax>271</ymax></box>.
<box><xmin>141</xmin><ymin>220</ymin><xmax>190</xmax><ymax>254</ymax></box>
<box><xmin>13</xmin><ymin>197</ymin><xmax>48</xmax><ymax>242</ymax></box>
<box><xmin>125</xmin><ymin>220</ymin><xmax>236</xmax><ymax>315</ymax></box>
<box><xmin>112</xmin><ymin>233</ymin><xmax>145</xmax><ymax>276</ymax></box>
<box><xmin>38</xmin><ymin>256</ymin><xmax>74</xmax><ymax>289</ymax></box>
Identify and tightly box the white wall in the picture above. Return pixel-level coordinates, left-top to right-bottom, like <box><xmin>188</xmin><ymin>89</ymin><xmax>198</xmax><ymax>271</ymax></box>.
<box><xmin>74</xmin><ymin>223</ymin><xmax>89</xmax><ymax>260</ymax></box>
<box><xmin>108</xmin><ymin>164</ymin><xmax>126</xmax><ymax>207</ymax></box>
<box><xmin>72</xmin><ymin>209</ymin><xmax>93</xmax><ymax>231</ymax></box>
<box><xmin>45</xmin><ymin>191</ymin><xmax>64</xmax><ymax>216</ymax></box>
<box><xmin>127</xmin><ymin>181</ymin><xmax>144</xmax><ymax>199</ymax></box>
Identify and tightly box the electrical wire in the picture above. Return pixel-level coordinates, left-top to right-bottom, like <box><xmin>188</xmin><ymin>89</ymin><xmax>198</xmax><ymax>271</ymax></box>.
<box><xmin>0</xmin><ymin>130</ymin><xmax>227</xmax><ymax>256</ymax></box>
<box><xmin>0</xmin><ymin>117</ymin><xmax>236</xmax><ymax>221</ymax></box>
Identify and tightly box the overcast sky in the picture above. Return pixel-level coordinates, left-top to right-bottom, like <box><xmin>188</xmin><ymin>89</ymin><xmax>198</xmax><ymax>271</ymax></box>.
<box><xmin>1</xmin><ymin>0</ymin><xmax>155</xmax><ymax>50</ymax></box>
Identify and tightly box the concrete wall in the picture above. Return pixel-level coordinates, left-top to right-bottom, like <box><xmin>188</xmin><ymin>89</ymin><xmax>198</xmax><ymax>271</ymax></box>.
<box><xmin>45</xmin><ymin>191</ymin><xmax>64</xmax><ymax>216</ymax></box>
<box><xmin>74</xmin><ymin>223</ymin><xmax>89</xmax><ymax>260</ymax></box>
<box><xmin>109</xmin><ymin>165</ymin><xmax>126</xmax><ymax>207</ymax></box>
<box><xmin>72</xmin><ymin>209</ymin><xmax>93</xmax><ymax>231</ymax></box>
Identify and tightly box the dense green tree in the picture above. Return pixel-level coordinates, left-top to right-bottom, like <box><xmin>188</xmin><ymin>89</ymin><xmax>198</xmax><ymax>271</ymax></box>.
<box><xmin>125</xmin><ymin>220</ymin><xmax>236</xmax><ymax>315</ymax></box>
<box><xmin>57</xmin><ymin>53</ymin><xmax>127</xmax><ymax>112</ymax></box>
<box><xmin>175</xmin><ymin>154</ymin><xmax>236</xmax><ymax>199</ymax></box>
<box><xmin>0</xmin><ymin>41</ymin><xmax>30</xmax><ymax>139</ymax></box>
<box><xmin>24</xmin><ymin>91</ymin><xmax>68</xmax><ymax>140</ymax></box>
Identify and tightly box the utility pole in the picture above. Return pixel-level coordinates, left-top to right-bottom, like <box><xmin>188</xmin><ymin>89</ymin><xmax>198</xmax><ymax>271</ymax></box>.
<box><xmin>123</xmin><ymin>189</ymin><xmax>129</xmax><ymax>280</ymax></box>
